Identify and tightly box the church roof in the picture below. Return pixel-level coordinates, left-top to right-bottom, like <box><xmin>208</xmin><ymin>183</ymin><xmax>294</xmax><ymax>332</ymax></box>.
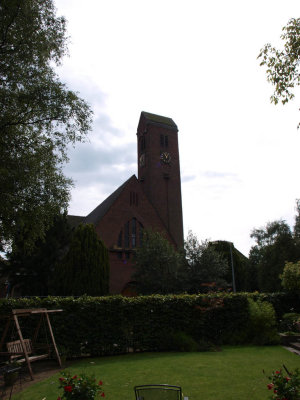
<box><xmin>84</xmin><ymin>175</ymin><xmax>137</xmax><ymax>226</ymax></box>
<box><xmin>141</xmin><ymin>111</ymin><xmax>177</xmax><ymax>129</ymax></box>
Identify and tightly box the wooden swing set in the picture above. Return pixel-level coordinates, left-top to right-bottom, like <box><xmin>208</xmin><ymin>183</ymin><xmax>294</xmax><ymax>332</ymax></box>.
<box><xmin>0</xmin><ymin>308</ymin><xmax>63</xmax><ymax>380</ymax></box>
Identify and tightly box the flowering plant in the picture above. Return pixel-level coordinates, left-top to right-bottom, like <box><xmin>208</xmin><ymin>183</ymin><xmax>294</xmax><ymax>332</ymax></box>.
<box><xmin>266</xmin><ymin>367</ymin><xmax>300</xmax><ymax>400</ymax></box>
<box><xmin>57</xmin><ymin>371</ymin><xmax>105</xmax><ymax>400</ymax></box>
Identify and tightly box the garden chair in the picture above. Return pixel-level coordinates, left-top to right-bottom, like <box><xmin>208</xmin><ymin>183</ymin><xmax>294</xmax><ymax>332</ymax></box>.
<box><xmin>134</xmin><ymin>384</ymin><xmax>183</xmax><ymax>400</ymax></box>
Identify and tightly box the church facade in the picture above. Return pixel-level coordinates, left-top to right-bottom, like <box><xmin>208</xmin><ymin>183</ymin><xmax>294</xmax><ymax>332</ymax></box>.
<box><xmin>70</xmin><ymin>111</ymin><xmax>184</xmax><ymax>294</ymax></box>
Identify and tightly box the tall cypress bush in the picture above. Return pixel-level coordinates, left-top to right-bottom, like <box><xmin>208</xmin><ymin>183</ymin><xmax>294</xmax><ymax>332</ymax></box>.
<box><xmin>54</xmin><ymin>224</ymin><xmax>109</xmax><ymax>296</ymax></box>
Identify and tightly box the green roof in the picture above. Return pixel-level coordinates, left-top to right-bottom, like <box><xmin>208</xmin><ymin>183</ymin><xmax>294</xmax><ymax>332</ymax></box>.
<box><xmin>142</xmin><ymin>111</ymin><xmax>177</xmax><ymax>129</ymax></box>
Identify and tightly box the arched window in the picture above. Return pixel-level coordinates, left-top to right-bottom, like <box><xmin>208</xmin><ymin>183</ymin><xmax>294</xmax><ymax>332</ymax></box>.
<box><xmin>116</xmin><ymin>219</ymin><xmax>144</xmax><ymax>251</ymax></box>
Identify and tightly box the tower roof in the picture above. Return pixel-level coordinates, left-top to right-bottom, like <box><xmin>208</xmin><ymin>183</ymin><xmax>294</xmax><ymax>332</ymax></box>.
<box><xmin>141</xmin><ymin>111</ymin><xmax>177</xmax><ymax>130</ymax></box>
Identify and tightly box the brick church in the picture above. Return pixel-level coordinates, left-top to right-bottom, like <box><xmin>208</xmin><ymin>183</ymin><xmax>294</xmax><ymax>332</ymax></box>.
<box><xmin>70</xmin><ymin>111</ymin><xmax>184</xmax><ymax>295</ymax></box>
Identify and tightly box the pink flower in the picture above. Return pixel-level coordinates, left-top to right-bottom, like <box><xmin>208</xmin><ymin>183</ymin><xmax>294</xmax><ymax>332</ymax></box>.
<box><xmin>59</xmin><ymin>377</ymin><xmax>65</xmax><ymax>382</ymax></box>
<box><xmin>274</xmin><ymin>389</ymin><xmax>277</xmax><ymax>393</ymax></box>
<box><xmin>286</xmin><ymin>377</ymin><xmax>291</xmax><ymax>381</ymax></box>
<box><xmin>267</xmin><ymin>383</ymin><xmax>274</xmax><ymax>390</ymax></box>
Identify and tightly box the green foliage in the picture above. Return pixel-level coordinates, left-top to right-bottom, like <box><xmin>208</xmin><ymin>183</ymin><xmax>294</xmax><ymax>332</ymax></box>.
<box><xmin>281</xmin><ymin>261</ymin><xmax>300</xmax><ymax>292</ymax></box>
<box><xmin>1</xmin><ymin>292</ymin><xmax>291</xmax><ymax>356</ymax></box>
<box><xmin>133</xmin><ymin>230</ymin><xmax>181</xmax><ymax>294</ymax></box>
<box><xmin>168</xmin><ymin>331</ymin><xmax>200</xmax><ymax>352</ymax></box>
<box><xmin>0</xmin><ymin>0</ymin><xmax>93</xmax><ymax>251</ymax></box>
<box><xmin>247</xmin><ymin>299</ymin><xmax>279</xmax><ymax>345</ymax></box>
<box><xmin>258</xmin><ymin>18</ymin><xmax>300</xmax><ymax>107</ymax></box>
<box><xmin>278</xmin><ymin>313</ymin><xmax>300</xmax><ymax>333</ymax></box>
<box><xmin>54</xmin><ymin>224</ymin><xmax>109</xmax><ymax>296</ymax></box>
<box><xmin>249</xmin><ymin>220</ymin><xmax>297</xmax><ymax>292</ymax></box>
<box><xmin>266</xmin><ymin>368</ymin><xmax>300</xmax><ymax>400</ymax></box>
<box><xmin>208</xmin><ymin>240</ymin><xmax>250</xmax><ymax>292</ymax></box>
<box><xmin>180</xmin><ymin>232</ymin><xmax>228</xmax><ymax>293</ymax></box>
<box><xmin>3</xmin><ymin>213</ymin><xmax>72</xmax><ymax>296</ymax></box>
<box><xmin>58</xmin><ymin>371</ymin><xmax>105</xmax><ymax>399</ymax></box>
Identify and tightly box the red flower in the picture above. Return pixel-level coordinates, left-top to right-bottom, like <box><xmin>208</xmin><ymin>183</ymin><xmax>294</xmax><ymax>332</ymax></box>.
<box><xmin>267</xmin><ymin>383</ymin><xmax>274</xmax><ymax>390</ymax></box>
<box><xmin>286</xmin><ymin>377</ymin><xmax>291</xmax><ymax>381</ymax></box>
<box><xmin>59</xmin><ymin>377</ymin><xmax>65</xmax><ymax>382</ymax></box>
<box><xmin>64</xmin><ymin>385</ymin><xmax>73</xmax><ymax>392</ymax></box>
<box><xmin>72</xmin><ymin>375</ymin><xmax>77</xmax><ymax>379</ymax></box>
<box><xmin>99</xmin><ymin>380</ymin><xmax>103</xmax><ymax>386</ymax></box>
<box><xmin>274</xmin><ymin>389</ymin><xmax>277</xmax><ymax>393</ymax></box>
<box><xmin>57</xmin><ymin>398</ymin><xmax>61</xmax><ymax>400</ymax></box>
<box><xmin>101</xmin><ymin>392</ymin><xmax>105</xmax><ymax>397</ymax></box>
<box><xmin>276</xmin><ymin>370</ymin><xmax>281</xmax><ymax>374</ymax></box>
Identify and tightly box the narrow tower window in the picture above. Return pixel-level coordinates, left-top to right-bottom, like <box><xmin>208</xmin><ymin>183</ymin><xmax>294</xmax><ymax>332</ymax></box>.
<box><xmin>132</xmin><ymin>218</ymin><xmax>136</xmax><ymax>248</ymax></box>
<box><xmin>124</xmin><ymin>221</ymin><xmax>129</xmax><ymax>248</ymax></box>
<box><xmin>117</xmin><ymin>230</ymin><xmax>122</xmax><ymax>247</ymax></box>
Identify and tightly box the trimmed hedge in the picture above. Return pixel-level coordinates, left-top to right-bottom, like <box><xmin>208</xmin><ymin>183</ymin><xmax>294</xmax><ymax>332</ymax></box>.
<box><xmin>0</xmin><ymin>292</ymin><xmax>299</xmax><ymax>357</ymax></box>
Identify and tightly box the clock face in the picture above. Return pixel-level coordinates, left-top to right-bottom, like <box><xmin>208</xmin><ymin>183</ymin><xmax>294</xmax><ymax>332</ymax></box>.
<box><xmin>139</xmin><ymin>153</ymin><xmax>145</xmax><ymax>167</ymax></box>
<box><xmin>160</xmin><ymin>152</ymin><xmax>171</xmax><ymax>164</ymax></box>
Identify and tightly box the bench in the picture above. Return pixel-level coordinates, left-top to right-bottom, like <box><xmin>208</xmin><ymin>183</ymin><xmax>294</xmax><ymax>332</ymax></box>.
<box><xmin>6</xmin><ymin>339</ymin><xmax>49</xmax><ymax>363</ymax></box>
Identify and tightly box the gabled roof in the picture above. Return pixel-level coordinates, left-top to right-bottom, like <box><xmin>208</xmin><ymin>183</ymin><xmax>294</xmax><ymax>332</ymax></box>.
<box><xmin>84</xmin><ymin>175</ymin><xmax>137</xmax><ymax>226</ymax></box>
<box><xmin>141</xmin><ymin>111</ymin><xmax>177</xmax><ymax>130</ymax></box>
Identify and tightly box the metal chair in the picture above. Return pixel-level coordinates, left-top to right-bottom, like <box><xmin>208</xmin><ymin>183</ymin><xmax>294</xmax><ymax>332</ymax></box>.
<box><xmin>134</xmin><ymin>384</ymin><xmax>182</xmax><ymax>400</ymax></box>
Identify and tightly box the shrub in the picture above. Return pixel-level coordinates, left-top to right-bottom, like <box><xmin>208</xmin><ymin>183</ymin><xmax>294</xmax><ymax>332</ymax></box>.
<box><xmin>247</xmin><ymin>299</ymin><xmax>279</xmax><ymax>345</ymax></box>
<box><xmin>278</xmin><ymin>313</ymin><xmax>300</xmax><ymax>333</ymax></box>
<box><xmin>266</xmin><ymin>367</ymin><xmax>300</xmax><ymax>400</ymax></box>
<box><xmin>169</xmin><ymin>331</ymin><xmax>200</xmax><ymax>352</ymax></box>
<box><xmin>57</xmin><ymin>371</ymin><xmax>105</xmax><ymax>400</ymax></box>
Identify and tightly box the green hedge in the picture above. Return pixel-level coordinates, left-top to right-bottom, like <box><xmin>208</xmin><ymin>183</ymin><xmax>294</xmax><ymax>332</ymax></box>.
<box><xmin>0</xmin><ymin>292</ymin><xmax>299</xmax><ymax>356</ymax></box>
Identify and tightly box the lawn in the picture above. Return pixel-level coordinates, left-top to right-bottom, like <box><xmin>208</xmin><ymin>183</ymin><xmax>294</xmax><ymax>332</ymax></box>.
<box><xmin>11</xmin><ymin>346</ymin><xmax>300</xmax><ymax>400</ymax></box>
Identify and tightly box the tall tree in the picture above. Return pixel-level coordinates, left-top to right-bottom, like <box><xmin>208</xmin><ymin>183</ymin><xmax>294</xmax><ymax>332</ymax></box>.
<box><xmin>133</xmin><ymin>230</ymin><xmax>181</xmax><ymax>295</ymax></box>
<box><xmin>0</xmin><ymin>0</ymin><xmax>93</xmax><ymax>251</ymax></box>
<box><xmin>3</xmin><ymin>213</ymin><xmax>72</xmax><ymax>296</ymax></box>
<box><xmin>258</xmin><ymin>18</ymin><xmax>300</xmax><ymax>126</ymax></box>
<box><xmin>55</xmin><ymin>224</ymin><xmax>109</xmax><ymax>296</ymax></box>
<box><xmin>249</xmin><ymin>220</ymin><xmax>296</xmax><ymax>292</ymax></box>
<box><xmin>180</xmin><ymin>231</ymin><xmax>228</xmax><ymax>293</ymax></box>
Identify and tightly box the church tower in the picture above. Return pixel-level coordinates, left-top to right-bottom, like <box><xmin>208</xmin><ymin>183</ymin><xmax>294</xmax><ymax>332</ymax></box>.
<box><xmin>137</xmin><ymin>111</ymin><xmax>184</xmax><ymax>249</ymax></box>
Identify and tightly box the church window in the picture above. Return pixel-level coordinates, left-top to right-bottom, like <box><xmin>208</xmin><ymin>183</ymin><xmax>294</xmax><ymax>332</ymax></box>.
<box><xmin>132</xmin><ymin>218</ymin><xmax>136</xmax><ymax>248</ymax></box>
<box><xmin>117</xmin><ymin>230</ymin><xmax>122</xmax><ymax>247</ymax></box>
<box><xmin>160</xmin><ymin>134</ymin><xmax>164</xmax><ymax>147</ymax></box>
<box><xmin>160</xmin><ymin>134</ymin><xmax>169</xmax><ymax>147</ymax></box>
<box><xmin>139</xmin><ymin>222</ymin><xmax>144</xmax><ymax>246</ymax></box>
<box><xmin>117</xmin><ymin>219</ymin><xmax>144</xmax><ymax>250</ymax></box>
<box><xmin>130</xmin><ymin>192</ymin><xmax>138</xmax><ymax>206</ymax></box>
<box><xmin>124</xmin><ymin>221</ymin><xmax>129</xmax><ymax>248</ymax></box>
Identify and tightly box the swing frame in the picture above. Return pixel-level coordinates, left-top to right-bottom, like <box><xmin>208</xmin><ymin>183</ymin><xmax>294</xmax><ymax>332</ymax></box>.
<box><xmin>0</xmin><ymin>308</ymin><xmax>63</xmax><ymax>380</ymax></box>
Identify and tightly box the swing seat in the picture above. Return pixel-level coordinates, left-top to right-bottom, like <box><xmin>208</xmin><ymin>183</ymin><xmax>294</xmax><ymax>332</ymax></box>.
<box><xmin>6</xmin><ymin>339</ymin><xmax>49</xmax><ymax>363</ymax></box>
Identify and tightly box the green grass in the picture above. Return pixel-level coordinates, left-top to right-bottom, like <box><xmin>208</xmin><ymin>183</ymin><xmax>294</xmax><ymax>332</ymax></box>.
<box><xmin>11</xmin><ymin>346</ymin><xmax>300</xmax><ymax>400</ymax></box>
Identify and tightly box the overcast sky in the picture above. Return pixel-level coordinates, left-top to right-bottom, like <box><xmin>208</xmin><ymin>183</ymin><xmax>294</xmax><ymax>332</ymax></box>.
<box><xmin>55</xmin><ymin>0</ymin><xmax>300</xmax><ymax>256</ymax></box>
